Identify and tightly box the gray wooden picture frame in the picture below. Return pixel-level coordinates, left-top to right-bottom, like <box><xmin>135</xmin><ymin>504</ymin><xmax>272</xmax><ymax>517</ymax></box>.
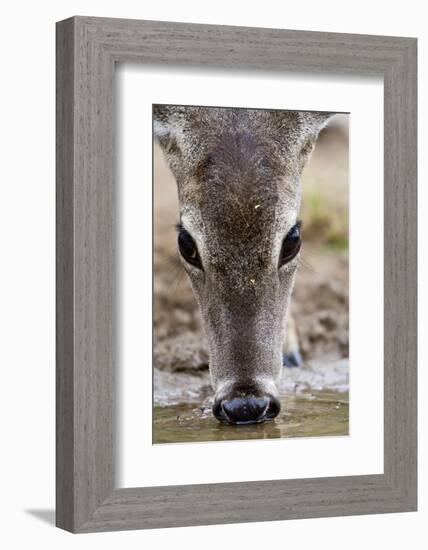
<box><xmin>56</xmin><ymin>16</ymin><xmax>417</xmax><ymax>533</ymax></box>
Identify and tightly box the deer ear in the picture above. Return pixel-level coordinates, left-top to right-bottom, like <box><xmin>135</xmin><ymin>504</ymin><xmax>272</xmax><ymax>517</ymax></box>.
<box><xmin>294</xmin><ymin>112</ymin><xmax>337</xmax><ymax>169</ymax></box>
<box><xmin>153</xmin><ymin>118</ymin><xmax>172</xmax><ymax>140</ymax></box>
<box><xmin>300</xmin><ymin>111</ymin><xmax>336</xmax><ymax>134</ymax></box>
<box><xmin>153</xmin><ymin>105</ymin><xmax>175</xmax><ymax>141</ymax></box>
<box><xmin>153</xmin><ymin>105</ymin><xmax>184</xmax><ymax>157</ymax></box>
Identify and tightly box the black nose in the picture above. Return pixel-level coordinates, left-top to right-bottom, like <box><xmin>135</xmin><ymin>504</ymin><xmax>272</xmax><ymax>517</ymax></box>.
<box><xmin>213</xmin><ymin>395</ymin><xmax>280</xmax><ymax>424</ymax></box>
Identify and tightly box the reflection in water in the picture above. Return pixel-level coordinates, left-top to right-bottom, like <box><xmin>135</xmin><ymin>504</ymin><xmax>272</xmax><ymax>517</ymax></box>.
<box><xmin>153</xmin><ymin>390</ymin><xmax>349</xmax><ymax>444</ymax></box>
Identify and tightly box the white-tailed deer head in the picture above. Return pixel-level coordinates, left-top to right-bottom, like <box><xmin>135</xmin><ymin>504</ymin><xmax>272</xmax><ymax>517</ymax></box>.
<box><xmin>154</xmin><ymin>105</ymin><xmax>333</xmax><ymax>424</ymax></box>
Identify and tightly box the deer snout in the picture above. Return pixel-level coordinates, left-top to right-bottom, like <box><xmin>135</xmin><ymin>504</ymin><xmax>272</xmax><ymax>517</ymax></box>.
<box><xmin>213</xmin><ymin>393</ymin><xmax>280</xmax><ymax>425</ymax></box>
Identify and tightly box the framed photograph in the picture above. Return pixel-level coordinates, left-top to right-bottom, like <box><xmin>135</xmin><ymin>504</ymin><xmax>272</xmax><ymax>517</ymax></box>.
<box><xmin>56</xmin><ymin>16</ymin><xmax>417</xmax><ymax>532</ymax></box>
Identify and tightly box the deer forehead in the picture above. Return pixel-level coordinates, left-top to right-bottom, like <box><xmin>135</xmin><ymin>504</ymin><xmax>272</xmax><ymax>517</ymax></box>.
<box><xmin>180</xmin><ymin>128</ymin><xmax>300</xmax><ymax>220</ymax></box>
<box><xmin>178</xmin><ymin>130</ymin><xmax>300</xmax><ymax>271</ymax></box>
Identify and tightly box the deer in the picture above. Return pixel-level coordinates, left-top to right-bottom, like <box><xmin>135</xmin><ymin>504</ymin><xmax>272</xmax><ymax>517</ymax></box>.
<box><xmin>154</xmin><ymin>105</ymin><xmax>333</xmax><ymax>425</ymax></box>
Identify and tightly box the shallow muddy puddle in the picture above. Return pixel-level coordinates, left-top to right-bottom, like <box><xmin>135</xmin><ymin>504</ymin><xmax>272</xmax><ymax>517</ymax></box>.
<box><xmin>153</xmin><ymin>389</ymin><xmax>349</xmax><ymax>444</ymax></box>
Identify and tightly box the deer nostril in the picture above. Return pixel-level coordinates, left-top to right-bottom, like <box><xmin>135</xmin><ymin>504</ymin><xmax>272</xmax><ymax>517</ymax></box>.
<box><xmin>212</xmin><ymin>399</ymin><xmax>228</xmax><ymax>422</ymax></box>
<box><xmin>213</xmin><ymin>396</ymin><xmax>278</xmax><ymax>425</ymax></box>
<box><xmin>264</xmin><ymin>395</ymin><xmax>281</xmax><ymax>419</ymax></box>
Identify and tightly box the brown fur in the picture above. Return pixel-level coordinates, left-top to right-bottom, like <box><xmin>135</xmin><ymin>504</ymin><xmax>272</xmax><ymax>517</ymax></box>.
<box><xmin>154</xmin><ymin>104</ymin><xmax>333</xmax><ymax>414</ymax></box>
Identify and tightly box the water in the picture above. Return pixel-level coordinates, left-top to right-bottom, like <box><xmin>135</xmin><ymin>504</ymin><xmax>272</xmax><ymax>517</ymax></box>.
<box><xmin>153</xmin><ymin>358</ymin><xmax>349</xmax><ymax>444</ymax></box>
<box><xmin>153</xmin><ymin>389</ymin><xmax>348</xmax><ymax>444</ymax></box>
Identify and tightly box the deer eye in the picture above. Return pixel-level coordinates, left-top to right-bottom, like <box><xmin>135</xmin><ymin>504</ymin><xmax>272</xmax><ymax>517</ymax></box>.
<box><xmin>279</xmin><ymin>222</ymin><xmax>302</xmax><ymax>267</ymax></box>
<box><xmin>177</xmin><ymin>225</ymin><xmax>203</xmax><ymax>269</ymax></box>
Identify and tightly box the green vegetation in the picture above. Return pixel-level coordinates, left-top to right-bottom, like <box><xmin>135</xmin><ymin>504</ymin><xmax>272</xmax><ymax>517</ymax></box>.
<box><xmin>301</xmin><ymin>188</ymin><xmax>348</xmax><ymax>252</ymax></box>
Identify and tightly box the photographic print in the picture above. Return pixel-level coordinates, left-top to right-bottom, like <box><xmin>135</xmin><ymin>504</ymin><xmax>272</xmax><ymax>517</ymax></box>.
<box><xmin>56</xmin><ymin>18</ymin><xmax>417</xmax><ymax>531</ymax></box>
<box><xmin>153</xmin><ymin>104</ymin><xmax>349</xmax><ymax>444</ymax></box>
